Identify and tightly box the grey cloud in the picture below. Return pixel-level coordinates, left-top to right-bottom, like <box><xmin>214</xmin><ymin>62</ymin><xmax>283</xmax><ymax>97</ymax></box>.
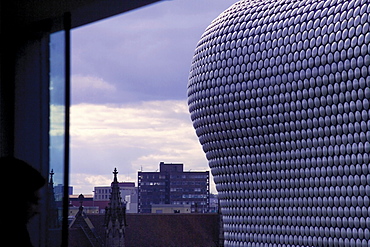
<box><xmin>71</xmin><ymin>0</ymin><xmax>238</xmax><ymax>104</ymax></box>
<box><xmin>69</xmin><ymin>101</ymin><xmax>210</xmax><ymax>193</ymax></box>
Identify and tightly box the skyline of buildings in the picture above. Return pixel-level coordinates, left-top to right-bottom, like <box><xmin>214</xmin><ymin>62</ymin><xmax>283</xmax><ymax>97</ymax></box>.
<box><xmin>68</xmin><ymin>166</ymin><xmax>221</xmax><ymax>246</ymax></box>
<box><xmin>64</xmin><ymin>161</ymin><xmax>215</xmax><ymax>215</ymax></box>
<box><xmin>67</xmin><ymin>166</ymin><xmax>221</xmax><ymax>246</ymax></box>
<box><xmin>70</xmin><ymin>163</ymin><xmax>216</xmax><ymax>195</ymax></box>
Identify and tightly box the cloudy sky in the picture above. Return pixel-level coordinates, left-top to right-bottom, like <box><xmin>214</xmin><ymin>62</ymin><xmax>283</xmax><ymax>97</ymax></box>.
<box><xmin>68</xmin><ymin>0</ymin><xmax>238</xmax><ymax>194</ymax></box>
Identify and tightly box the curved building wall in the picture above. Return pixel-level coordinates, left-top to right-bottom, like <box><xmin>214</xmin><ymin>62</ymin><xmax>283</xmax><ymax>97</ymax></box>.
<box><xmin>187</xmin><ymin>0</ymin><xmax>370</xmax><ymax>246</ymax></box>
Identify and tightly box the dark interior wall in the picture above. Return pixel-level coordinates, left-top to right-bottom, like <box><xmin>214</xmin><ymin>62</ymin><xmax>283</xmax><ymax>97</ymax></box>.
<box><xmin>0</xmin><ymin>52</ymin><xmax>14</xmax><ymax>156</ymax></box>
<box><xmin>13</xmin><ymin>34</ymin><xmax>51</xmax><ymax>246</ymax></box>
<box><xmin>0</xmin><ymin>0</ymin><xmax>54</xmax><ymax>238</ymax></box>
<box><xmin>0</xmin><ymin>19</ymin><xmax>17</xmax><ymax>157</ymax></box>
<box><xmin>0</xmin><ymin>20</ymin><xmax>52</xmax><ymax>244</ymax></box>
<box><xmin>13</xmin><ymin>35</ymin><xmax>50</xmax><ymax>177</ymax></box>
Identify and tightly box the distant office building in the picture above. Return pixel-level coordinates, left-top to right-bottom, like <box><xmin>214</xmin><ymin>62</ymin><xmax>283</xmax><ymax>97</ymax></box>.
<box><xmin>54</xmin><ymin>184</ymin><xmax>73</xmax><ymax>201</ymax></box>
<box><xmin>209</xmin><ymin>194</ymin><xmax>219</xmax><ymax>213</ymax></box>
<box><xmin>138</xmin><ymin>162</ymin><xmax>210</xmax><ymax>213</ymax></box>
<box><xmin>94</xmin><ymin>182</ymin><xmax>138</xmax><ymax>213</ymax></box>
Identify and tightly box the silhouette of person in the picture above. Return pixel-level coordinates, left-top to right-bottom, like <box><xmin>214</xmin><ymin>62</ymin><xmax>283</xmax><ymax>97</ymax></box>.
<box><xmin>0</xmin><ymin>156</ymin><xmax>46</xmax><ymax>247</ymax></box>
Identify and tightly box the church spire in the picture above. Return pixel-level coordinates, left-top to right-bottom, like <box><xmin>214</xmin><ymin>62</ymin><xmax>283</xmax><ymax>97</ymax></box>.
<box><xmin>105</xmin><ymin>168</ymin><xmax>126</xmax><ymax>247</ymax></box>
<box><xmin>47</xmin><ymin>169</ymin><xmax>58</xmax><ymax>228</ymax></box>
<box><xmin>113</xmin><ymin>168</ymin><xmax>118</xmax><ymax>183</ymax></box>
<box><xmin>110</xmin><ymin>168</ymin><xmax>122</xmax><ymax>210</ymax></box>
<box><xmin>49</xmin><ymin>169</ymin><xmax>54</xmax><ymax>185</ymax></box>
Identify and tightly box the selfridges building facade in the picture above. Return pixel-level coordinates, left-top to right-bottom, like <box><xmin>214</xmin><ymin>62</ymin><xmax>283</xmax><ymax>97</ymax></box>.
<box><xmin>187</xmin><ymin>0</ymin><xmax>370</xmax><ymax>246</ymax></box>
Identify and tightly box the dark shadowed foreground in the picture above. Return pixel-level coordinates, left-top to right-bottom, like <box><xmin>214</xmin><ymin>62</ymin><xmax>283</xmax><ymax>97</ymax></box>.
<box><xmin>69</xmin><ymin>213</ymin><xmax>221</xmax><ymax>247</ymax></box>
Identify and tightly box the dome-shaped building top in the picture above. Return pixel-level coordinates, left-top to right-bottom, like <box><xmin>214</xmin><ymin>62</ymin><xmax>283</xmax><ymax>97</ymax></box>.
<box><xmin>188</xmin><ymin>0</ymin><xmax>370</xmax><ymax>246</ymax></box>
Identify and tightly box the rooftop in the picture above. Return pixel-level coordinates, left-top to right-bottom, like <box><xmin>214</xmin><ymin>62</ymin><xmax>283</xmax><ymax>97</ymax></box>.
<box><xmin>70</xmin><ymin>213</ymin><xmax>221</xmax><ymax>247</ymax></box>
